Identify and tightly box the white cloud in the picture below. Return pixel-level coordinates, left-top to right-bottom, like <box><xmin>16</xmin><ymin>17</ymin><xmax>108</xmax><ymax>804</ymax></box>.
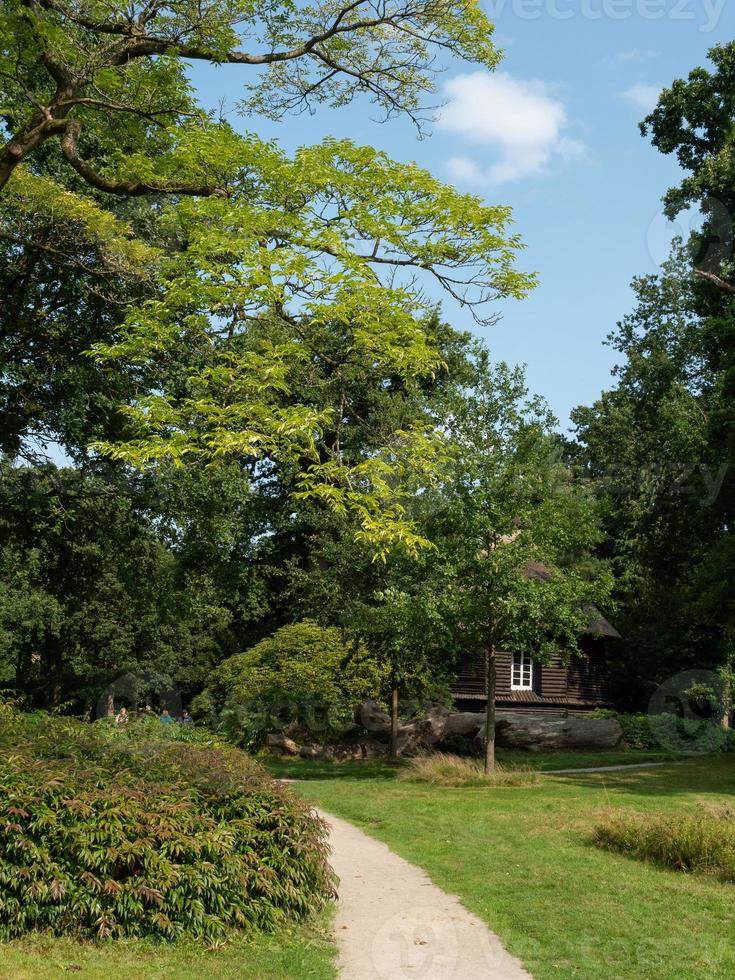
<box><xmin>447</xmin><ymin>156</ymin><xmax>484</xmax><ymax>183</ymax></box>
<box><xmin>437</xmin><ymin>71</ymin><xmax>584</xmax><ymax>184</ymax></box>
<box><xmin>620</xmin><ymin>84</ymin><xmax>661</xmax><ymax>113</ymax></box>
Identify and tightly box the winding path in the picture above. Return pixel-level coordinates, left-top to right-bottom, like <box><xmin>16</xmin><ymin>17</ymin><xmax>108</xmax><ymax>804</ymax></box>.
<box><xmin>316</xmin><ymin>808</ymin><xmax>532</xmax><ymax>980</ymax></box>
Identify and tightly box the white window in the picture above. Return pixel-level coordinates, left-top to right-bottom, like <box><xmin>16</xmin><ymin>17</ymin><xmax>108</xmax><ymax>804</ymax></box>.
<box><xmin>511</xmin><ymin>652</ymin><xmax>533</xmax><ymax>690</ymax></box>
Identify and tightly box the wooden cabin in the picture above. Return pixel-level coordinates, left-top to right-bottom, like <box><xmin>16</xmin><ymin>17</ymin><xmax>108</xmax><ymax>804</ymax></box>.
<box><xmin>451</xmin><ymin>608</ymin><xmax>621</xmax><ymax>717</ymax></box>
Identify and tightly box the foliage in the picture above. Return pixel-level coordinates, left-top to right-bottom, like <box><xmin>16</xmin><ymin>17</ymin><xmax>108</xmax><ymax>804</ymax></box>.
<box><xmin>0</xmin><ymin>0</ymin><xmax>534</xmax><ymax>550</ymax></box>
<box><xmin>423</xmin><ymin>354</ymin><xmax>612</xmax><ymax>770</ymax></box>
<box><xmin>591</xmin><ymin>709</ymin><xmax>735</xmax><ymax>754</ymax></box>
<box><xmin>569</xmin><ymin>252</ymin><xmax>731</xmax><ymax>705</ymax></box>
<box><xmin>200</xmin><ymin>621</ymin><xmax>385</xmax><ymax>746</ymax></box>
<box><xmin>0</xmin><ymin>463</ymin><xmax>237</xmax><ymax>710</ymax></box>
<box><xmin>398</xmin><ymin>753</ymin><xmax>539</xmax><ymax>787</ymax></box>
<box><xmin>572</xmin><ymin>41</ymin><xmax>735</xmax><ymax>703</ymax></box>
<box><xmin>1</xmin><ymin>0</ymin><xmax>500</xmax><ymax>187</ymax></box>
<box><xmin>0</xmin><ymin>703</ymin><xmax>334</xmax><ymax>941</ymax></box>
<box><xmin>588</xmin><ymin>711</ymin><xmax>661</xmax><ymax>750</ymax></box>
<box><xmin>593</xmin><ymin>806</ymin><xmax>735</xmax><ymax>884</ymax></box>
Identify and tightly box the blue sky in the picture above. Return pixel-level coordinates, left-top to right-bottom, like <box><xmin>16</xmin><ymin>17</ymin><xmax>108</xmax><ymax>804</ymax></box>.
<box><xmin>189</xmin><ymin>2</ymin><xmax>735</xmax><ymax>431</ymax></box>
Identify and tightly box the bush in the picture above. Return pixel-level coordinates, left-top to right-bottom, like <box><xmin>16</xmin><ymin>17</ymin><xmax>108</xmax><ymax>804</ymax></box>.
<box><xmin>398</xmin><ymin>753</ymin><xmax>540</xmax><ymax>788</ymax></box>
<box><xmin>593</xmin><ymin>807</ymin><xmax>735</xmax><ymax>883</ymax></box>
<box><xmin>202</xmin><ymin>621</ymin><xmax>386</xmax><ymax>747</ymax></box>
<box><xmin>0</xmin><ymin>703</ymin><xmax>334</xmax><ymax>941</ymax></box>
<box><xmin>588</xmin><ymin>709</ymin><xmax>735</xmax><ymax>752</ymax></box>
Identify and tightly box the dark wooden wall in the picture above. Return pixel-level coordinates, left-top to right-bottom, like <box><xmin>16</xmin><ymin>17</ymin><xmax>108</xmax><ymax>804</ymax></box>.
<box><xmin>451</xmin><ymin>639</ymin><xmax>611</xmax><ymax>708</ymax></box>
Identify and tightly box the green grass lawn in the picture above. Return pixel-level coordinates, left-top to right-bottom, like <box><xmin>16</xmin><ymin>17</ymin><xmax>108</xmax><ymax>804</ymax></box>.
<box><xmin>0</xmin><ymin>922</ymin><xmax>336</xmax><ymax>979</ymax></box>
<box><xmin>290</xmin><ymin>755</ymin><xmax>735</xmax><ymax>980</ymax></box>
<box><xmin>263</xmin><ymin>747</ymin><xmax>677</xmax><ymax>780</ymax></box>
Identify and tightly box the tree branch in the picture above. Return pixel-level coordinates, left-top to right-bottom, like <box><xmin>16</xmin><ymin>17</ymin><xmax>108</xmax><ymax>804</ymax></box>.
<box><xmin>59</xmin><ymin>120</ymin><xmax>226</xmax><ymax>198</ymax></box>
<box><xmin>694</xmin><ymin>268</ymin><xmax>735</xmax><ymax>295</ymax></box>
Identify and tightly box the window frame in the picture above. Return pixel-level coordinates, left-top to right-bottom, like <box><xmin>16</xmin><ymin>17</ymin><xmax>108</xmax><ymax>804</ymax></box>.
<box><xmin>511</xmin><ymin>651</ymin><xmax>533</xmax><ymax>691</ymax></box>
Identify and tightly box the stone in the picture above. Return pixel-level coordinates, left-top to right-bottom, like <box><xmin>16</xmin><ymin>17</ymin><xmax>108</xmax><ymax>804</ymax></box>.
<box><xmin>359</xmin><ymin>739</ymin><xmax>389</xmax><ymax>759</ymax></box>
<box><xmin>357</xmin><ymin>700</ymin><xmax>392</xmax><ymax>738</ymax></box>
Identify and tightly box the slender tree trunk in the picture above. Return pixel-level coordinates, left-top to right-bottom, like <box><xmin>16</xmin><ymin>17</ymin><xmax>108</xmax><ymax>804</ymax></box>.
<box><xmin>389</xmin><ymin>676</ymin><xmax>399</xmax><ymax>761</ymax></box>
<box><xmin>719</xmin><ymin>660</ymin><xmax>732</xmax><ymax>730</ymax></box>
<box><xmin>484</xmin><ymin>644</ymin><xmax>497</xmax><ymax>776</ymax></box>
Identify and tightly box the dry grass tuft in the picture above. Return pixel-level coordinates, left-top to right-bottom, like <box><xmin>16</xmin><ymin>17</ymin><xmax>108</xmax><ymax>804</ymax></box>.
<box><xmin>593</xmin><ymin>807</ymin><xmax>735</xmax><ymax>883</ymax></box>
<box><xmin>399</xmin><ymin>752</ymin><xmax>540</xmax><ymax>788</ymax></box>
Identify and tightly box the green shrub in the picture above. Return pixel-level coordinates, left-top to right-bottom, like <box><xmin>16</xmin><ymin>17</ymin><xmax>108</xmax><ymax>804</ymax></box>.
<box><xmin>589</xmin><ymin>709</ymin><xmax>735</xmax><ymax>752</ymax></box>
<box><xmin>0</xmin><ymin>703</ymin><xmax>334</xmax><ymax>941</ymax></box>
<box><xmin>593</xmin><ymin>807</ymin><xmax>735</xmax><ymax>883</ymax></box>
<box><xmin>398</xmin><ymin>753</ymin><xmax>540</xmax><ymax>788</ymax></box>
<box><xmin>202</xmin><ymin>621</ymin><xmax>386</xmax><ymax>746</ymax></box>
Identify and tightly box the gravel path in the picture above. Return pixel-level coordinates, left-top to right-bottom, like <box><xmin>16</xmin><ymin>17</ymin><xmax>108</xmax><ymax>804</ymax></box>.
<box><xmin>545</xmin><ymin>762</ymin><xmax>670</xmax><ymax>774</ymax></box>
<box><xmin>317</xmin><ymin>808</ymin><xmax>532</xmax><ymax>980</ymax></box>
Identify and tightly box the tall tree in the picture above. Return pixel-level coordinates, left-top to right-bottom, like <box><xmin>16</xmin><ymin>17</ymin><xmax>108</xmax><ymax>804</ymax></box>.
<box><xmin>570</xmin><ymin>45</ymin><xmax>735</xmax><ymax>708</ymax></box>
<box><xmin>429</xmin><ymin>355</ymin><xmax>611</xmax><ymax>773</ymax></box>
<box><xmin>0</xmin><ymin>1</ymin><xmax>535</xmax><ymax>547</ymax></box>
<box><xmin>0</xmin><ymin>0</ymin><xmax>498</xmax><ymax>191</ymax></box>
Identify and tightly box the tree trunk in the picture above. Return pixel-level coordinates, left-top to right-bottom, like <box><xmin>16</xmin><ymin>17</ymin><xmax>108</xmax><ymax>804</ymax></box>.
<box><xmin>718</xmin><ymin>661</ymin><xmax>732</xmax><ymax>730</ymax></box>
<box><xmin>389</xmin><ymin>680</ymin><xmax>399</xmax><ymax>760</ymax></box>
<box><xmin>484</xmin><ymin>645</ymin><xmax>497</xmax><ymax>776</ymax></box>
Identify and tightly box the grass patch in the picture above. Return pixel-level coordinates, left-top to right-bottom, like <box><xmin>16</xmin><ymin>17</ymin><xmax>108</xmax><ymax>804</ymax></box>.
<box><xmin>593</xmin><ymin>805</ymin><xmax>735</xmax><ymax>883</ymax></box>
<box><xmin>0</xmin><ymin>920</ymin><xmax>336</xmax><ymax>979</ymax></box>
<box><xmin>263</xmin><ymin>748</ymin><xmax>676</xmax><ymax>781</ymax></box>
<box><xmin>264</xmin><ymin>756</ymin><xmax>400</xmax><ymax>781</ymax></box>
<box><xmin>291</xmin><ymin>756</ymin><xmax>735</xmax><ymax>979</ymax></box>
<box><xmin>398</xmin><ymin>753</ymin><xmax>540</xmax><ymax>787</ymax></box>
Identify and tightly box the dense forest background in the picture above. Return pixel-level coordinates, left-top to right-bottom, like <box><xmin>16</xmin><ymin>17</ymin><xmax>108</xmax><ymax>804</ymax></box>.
<box><xmin>1</xmin><ymin>8</ymin><xmax>734</xmax><ymax>717</ymax></box>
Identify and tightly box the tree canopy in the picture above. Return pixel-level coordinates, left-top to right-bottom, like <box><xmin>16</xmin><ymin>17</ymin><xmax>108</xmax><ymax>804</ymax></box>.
<box><xmin>0</xmin><ymin>0</ymin><xmax>535</xmax><ymax>548</ymax></box>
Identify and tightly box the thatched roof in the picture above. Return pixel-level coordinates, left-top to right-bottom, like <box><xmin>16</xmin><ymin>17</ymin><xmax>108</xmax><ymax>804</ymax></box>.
<box><xmin>522</xmin><ymin>560</ymin><xmax>620</xmax><ymax>639</ymax></box>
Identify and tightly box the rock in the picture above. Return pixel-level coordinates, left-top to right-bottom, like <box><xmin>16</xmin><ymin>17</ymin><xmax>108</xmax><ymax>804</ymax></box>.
<box><xmin>421</xmin><ymin>705</ymin><xmax>452</xmax><ymax>744</ymax></box>
<box><xmin>356</xmin><ymin>700</ymin><xmax>454</xmax><ymax>750</ymax></box>
<box><xmin>298</xmin><ymin>743</ymin><xmax>321</xmax><ymax>759</ymax></box>
<box><xmin>558</xmin><ymin>717</ymin><xmax>623</xmax><ymax>749</ymax></box>
<box><xmin>266</xmin><ymin>733</ymin><xmax>301</xmax><ymax>755</ymax></box>
<box><xmin>494</xmin><ymin>715</ymin><xmax>623</xmax><ymax>751</ymax></box>
<box><xmin>395</xmin><ymin>728</ymin><xmax>422</xmax><ymax>756</ymax></box>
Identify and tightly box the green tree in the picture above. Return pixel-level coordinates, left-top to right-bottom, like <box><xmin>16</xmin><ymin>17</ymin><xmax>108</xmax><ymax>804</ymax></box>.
<box><xmin>199</xmin><ymin>620</ymin><xmax>385</xmax><ymax>745</ymax></box>
<box><xmin>568</xmin><ymin>45</ymin><xmax>735</xmax><ymax>711</ymax></box>
<box><xmin>570</xmin><ymin>253</ymin><xmax>724</xmax><ymax>705</ymax></box>
<box><xmin>0</xmin><ymin>0</ymin><xmax>498</xmax><ymax>191</ymax></box>
<box><xmin>430</xmin><ymin>355</ymin><xmax>611</xmax><ymax>773</ymax></box>
<box><xmin>0</xmin><ymin>1</ymin><xmax>535</xmax><ymax>549</ymax></box>
<box><xmin>0</xmin><ymin>462</ymin><xmax>233</xmax><ymax>709</ymax></box>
